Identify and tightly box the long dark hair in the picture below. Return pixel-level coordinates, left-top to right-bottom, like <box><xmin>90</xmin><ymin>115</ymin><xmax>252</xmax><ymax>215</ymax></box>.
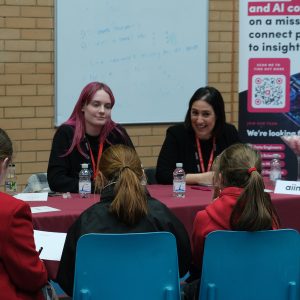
<box><xmin>214</xmin><ymin>143</ymin><xmax>280</xmax><ymax>231</ymax></box>
<box><xmin>184</xmin><ymin>86</ymin><xmax>226</xmax><ymax>137</ymax></box>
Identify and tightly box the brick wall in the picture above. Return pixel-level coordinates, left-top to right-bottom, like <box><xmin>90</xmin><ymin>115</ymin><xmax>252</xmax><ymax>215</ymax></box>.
<box><xmin>0</xmin><ymin>0</ymin><xmax>238</xmax><ymax>191</ymax></box>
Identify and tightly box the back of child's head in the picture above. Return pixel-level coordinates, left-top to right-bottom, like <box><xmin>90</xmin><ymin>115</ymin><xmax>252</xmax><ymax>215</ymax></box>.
<box><xmin>216</xmin><ymin>143</ymin><xmax>262</xmax><ymax>188</ymax></box>
<box><xmin>95</xmin><ymin>144</ymin><xmax>147</xmax><ymax>225</ymax></box>
<box><xmin>214</xmin><ymin>143</ymin><xmax>280</xmax><ymax>231</ymax></box>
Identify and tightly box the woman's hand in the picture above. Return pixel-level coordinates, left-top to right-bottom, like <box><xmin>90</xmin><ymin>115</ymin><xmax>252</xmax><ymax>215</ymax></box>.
<box><xmin>186</xmin><ymin>171</ymin><xmax>214</xmax><ymax>186</ymax></box>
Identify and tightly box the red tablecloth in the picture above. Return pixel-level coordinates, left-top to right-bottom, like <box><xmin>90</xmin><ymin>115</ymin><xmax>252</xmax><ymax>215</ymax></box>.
<box><xmin>29</xmin><ymin>185</ymin><xmax>300</xmax><ymax>279</ymax></box>
<box><xmin>31</xmin><ymin>193</ymin><xmax>99</xmax><ymax>233</ymax></box>
<box><xmin>31</xmin><ymin>186</ymin><xmax>212</xmax><ymax>235</ymax></box>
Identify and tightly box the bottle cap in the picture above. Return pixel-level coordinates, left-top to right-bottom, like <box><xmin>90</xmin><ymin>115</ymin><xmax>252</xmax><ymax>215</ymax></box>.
<box><xmin>176</xmin><ymin>163</ymin><xmax>183</xmax><ymax>168</ymax></box>
<box><xmin>81</xmin><ymin>163</ymin><xmax>88</xmax><ymax>168</ymax></box>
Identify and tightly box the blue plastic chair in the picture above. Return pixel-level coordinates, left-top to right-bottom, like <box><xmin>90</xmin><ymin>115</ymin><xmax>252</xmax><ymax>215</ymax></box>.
<box><xmin>199</xmin><ymin>229</ymin><xmax>300</xmax><ymax>300</ymax></box>
<box><xmin>73</xmin><ymin>232</ymin><xmax>181</xmax><ymax>300</ymax></box>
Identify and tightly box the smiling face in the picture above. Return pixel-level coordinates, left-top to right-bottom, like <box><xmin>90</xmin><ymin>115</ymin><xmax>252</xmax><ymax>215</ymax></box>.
<box><xmin>82</xmin><ymin>89</ymin><xmax>112</xmax><ymax>136</ymax></box>
<box><xmin>191</xmin><ymin>99</ymin><xmax>216</xmax><ymax>140</ymax></box>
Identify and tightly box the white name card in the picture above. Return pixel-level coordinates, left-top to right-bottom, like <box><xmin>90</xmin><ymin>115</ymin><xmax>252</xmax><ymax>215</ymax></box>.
<box><xmin>274</xmin><ymin>180</ymin><xmax>300</xmax><ymax>195</ymax></box>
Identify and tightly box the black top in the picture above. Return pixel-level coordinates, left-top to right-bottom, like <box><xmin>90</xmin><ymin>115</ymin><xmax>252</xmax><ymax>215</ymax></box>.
<box><xmin>56</xmin><ymin>186</ymin><xmax>192</xmax><ymax>296</ymax></box>
<box><xmin>156</xmin><ymin>123</ymin><xmax>240</xmax><ymax>184</ymax></box>
<box><xmin>47</xmin><ymin>124</ymin><xmax>134</xmax><ymax>193</ymax></box>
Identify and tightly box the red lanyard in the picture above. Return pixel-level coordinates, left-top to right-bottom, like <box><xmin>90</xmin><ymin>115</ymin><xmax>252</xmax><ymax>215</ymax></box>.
<box><xmin>195</xmin><ymin>135</ymin><xmax>215</xmax><ymax>173</ymax></box>
<box><xmin>88</xmin><ymin>141</ymin><xmax>104</xmax><ymax>180</ymax></box>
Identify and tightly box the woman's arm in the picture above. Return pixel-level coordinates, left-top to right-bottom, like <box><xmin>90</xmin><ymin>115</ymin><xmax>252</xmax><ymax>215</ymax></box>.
<box><xmin>115</xmin><ymin>125</ymin><xmax>135</xmax><ymax>149</ymax></box>
<box><xmin>186</xmin><ymin>172</ymin><xmax>214</xmax><ymax>185</ymax></box>
<box><xmin>2</xmin><ymin>202</ymin><xmax>48</xmax><ymax>292</ymax></box>
<box><xmin>186</xmin><ymin>124</ymin><xmax>240</xmax><ymax>186</ymax></box>
<box><xmin>224</xmin><ymin>123</ymin><xmax>241</xmax><ymax>145</ymax></box>
<box><xmin>47</xmin><ymin>126</ymin><xmax>79</xmax><ymax>192</ymax></box>
<box><xmin>157</xmin><ymin>125</ymin><xmax>215</xmax><ymax>185</ymax></box>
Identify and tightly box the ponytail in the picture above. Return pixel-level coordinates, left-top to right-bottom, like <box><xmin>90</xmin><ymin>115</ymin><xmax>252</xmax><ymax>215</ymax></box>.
<box><xmin>216</xmin><ymin>143</ymin><xmax>280</xmax><ymax>231</ymax></box>
<box><xmin>230</xmin><ymin>169</ymin><xmax>280</xmax><ymax>230</ymax></box>
<box><xmin>110</xmin><ymin>166</ymin><xmax>148</xmax><ymax>225</ymax></box>
<box><xmin>95</xmin><ymin>144</ymin><xmax>148</xmax><ymax>226</ymax></box>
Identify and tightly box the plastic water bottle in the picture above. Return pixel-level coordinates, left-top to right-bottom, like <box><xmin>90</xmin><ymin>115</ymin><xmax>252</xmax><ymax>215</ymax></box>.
<box><xmin>269</xmin><ymin>154</ymin><xmax>281</xmax><ymax>183</ymax></box>
<box><xmin>173</xmin><ymin>163</ymin><xmax>186</xmax><ymax>198</ymax></box>
<box><xmin>5</xmin><ymin>163</ymin><xmax>17</xmax><ymax>194</ymax></box>
<box><xmin>79</xmin><ymin>163</ymin><xmax>91</xmax><ymax>198</ymax></box>
<box><xmin>140</xmin><ymin>164</ymin><xmax>147</xmax><ymax>186</ymax></box>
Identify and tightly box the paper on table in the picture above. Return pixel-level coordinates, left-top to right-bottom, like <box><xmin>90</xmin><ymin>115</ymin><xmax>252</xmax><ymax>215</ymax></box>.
<box><xmin>34</xmin><ymin>230</ymin><xmax>67</xmax><ymax>261</ymax></box>
<box><xmin>14</xmin><ymin>192</ymin><xmax>48</xmax><ymax>201</ymax></box>
<box><xmin>31</xmin><ymin>206</ymin><xmax>61</xmax><ymax>214</ymax></box>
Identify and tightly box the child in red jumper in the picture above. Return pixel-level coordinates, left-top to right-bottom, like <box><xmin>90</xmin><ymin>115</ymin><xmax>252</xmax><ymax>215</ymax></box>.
<box><xmin>184</xmin><ymin>143</ymin><xmax>280</xmax><ymax>300</ymax></box>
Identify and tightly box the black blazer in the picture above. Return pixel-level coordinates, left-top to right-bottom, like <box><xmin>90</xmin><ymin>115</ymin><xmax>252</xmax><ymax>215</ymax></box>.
<box><xmin>156</xmin><ymin>123</ymin><xmax>240</xmax><ymax>184</ymax></box>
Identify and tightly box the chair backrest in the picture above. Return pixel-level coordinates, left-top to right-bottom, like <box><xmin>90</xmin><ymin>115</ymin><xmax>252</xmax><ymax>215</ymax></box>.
<box><xmin>199</xmin><ymin>229</ymin><xmax>300</xmax><ymax>300</ymax></box>
<box><xmin>144</xmin><ymin>167</ymin><xmax>157</xmax><ymax>184</ymax></box>
<box><xmin>73</xmin><ymin>232</ymin><xmax>181</xmax><ymax>300</ymax></box>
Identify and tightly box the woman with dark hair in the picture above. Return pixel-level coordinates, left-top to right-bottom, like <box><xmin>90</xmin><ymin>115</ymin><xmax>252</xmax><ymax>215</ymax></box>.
<box><xmin>47</xmin><ymin>81</ymin><xmax>134</xmax><ymax>193</ymax></box>
<box><xmin>56</xmin><ymin>144</ymin><xmax>191</xmax><ymax>296</ymax></box>
<box><xmin>0</xmin><ymin>128</ymin><xmax>48</xmax><ymax>299</ymax></box>
<box><xmin>156</xmin><ymin>86</ymin><xmax>240</xmax><ymax>185</ymax></box>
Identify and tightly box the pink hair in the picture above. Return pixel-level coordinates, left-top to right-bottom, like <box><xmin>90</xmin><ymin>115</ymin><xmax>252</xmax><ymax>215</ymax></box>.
<box><xmin>63</xmin><ymin>82</ymin><xmax>117</xmax><ymax>157</ymax></box>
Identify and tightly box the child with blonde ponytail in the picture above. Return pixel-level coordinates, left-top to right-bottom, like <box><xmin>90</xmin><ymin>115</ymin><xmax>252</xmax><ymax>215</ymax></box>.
<box><xmin>57</xmin><ymin>144</ymin><xmax>191</xmax><ymax>297</ymax></box>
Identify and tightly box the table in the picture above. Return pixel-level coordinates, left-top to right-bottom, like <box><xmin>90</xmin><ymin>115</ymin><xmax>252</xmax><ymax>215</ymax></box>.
<box><xmin>31</xmin><ymin>186</ymin><xmax>211</xmax><ymax>236</ymax></box>
<box><xmin>29</xmin><ymin>185</ymin><xmax>300</xmax><ymax>279</ymax></box>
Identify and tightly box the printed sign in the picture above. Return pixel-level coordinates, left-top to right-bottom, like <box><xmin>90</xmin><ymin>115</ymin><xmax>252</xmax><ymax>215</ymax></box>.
<box><xmin>274</xmin><ymin>180</ymin><xmax>300</xmax><ymax>195</ymax></box>
<box><xmin>239</xmin><ymin>0</ymin><xmax>300</xmax><ymax>181</ymax></box>
<box><xmin>248</xmin><ymin>58</ymin><xmax>290</xmax><ymax>112</ymax></box>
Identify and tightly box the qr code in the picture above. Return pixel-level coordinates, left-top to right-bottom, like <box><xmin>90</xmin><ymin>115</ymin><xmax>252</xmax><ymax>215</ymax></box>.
<box><xmin>252</xmin><ymin>75</ymin><xmax>285</xmax><ymax>108</ymax></box>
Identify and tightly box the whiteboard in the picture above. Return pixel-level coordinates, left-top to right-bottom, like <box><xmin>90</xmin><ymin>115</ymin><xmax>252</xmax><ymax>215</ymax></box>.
<box><xmin>55</xmin><ymin>0</ymin><xmax>208</xmax><ymax>125</ymax></box>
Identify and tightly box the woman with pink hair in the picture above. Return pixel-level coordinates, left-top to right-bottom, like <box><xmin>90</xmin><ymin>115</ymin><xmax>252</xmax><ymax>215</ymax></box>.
<box><xmin>47</xmin><ymin>81</ymin><xmax>134</xmax><ymax>193</ymax></box>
